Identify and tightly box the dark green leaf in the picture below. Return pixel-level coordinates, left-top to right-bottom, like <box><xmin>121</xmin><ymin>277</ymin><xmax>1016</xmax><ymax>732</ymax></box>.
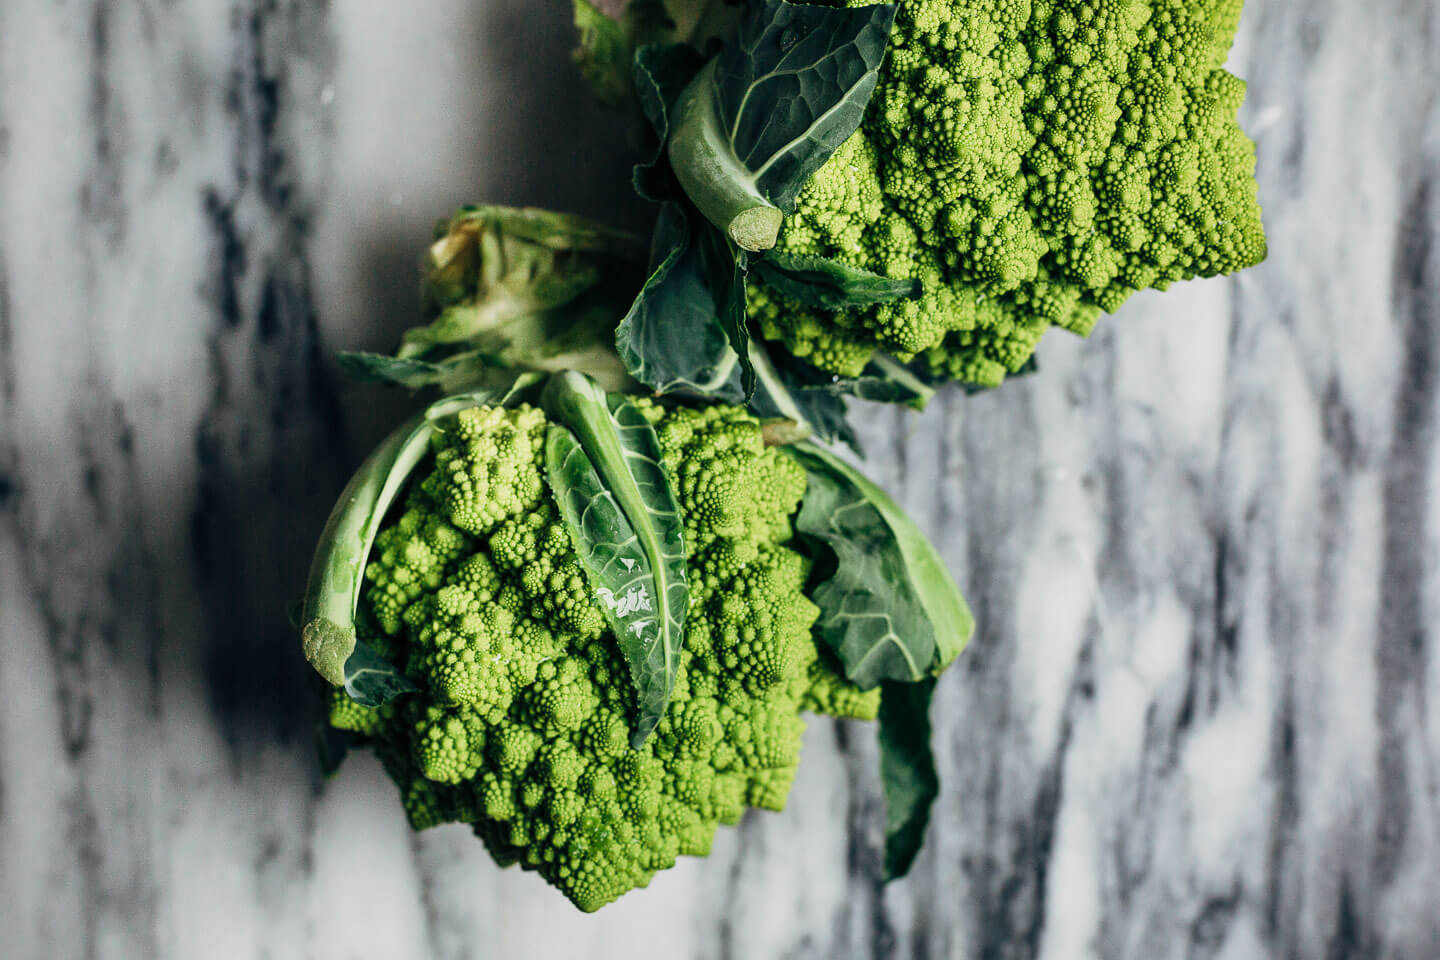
<box><xmin>753</xmin><ymin>252</ymin><xmax>921</xmax><ymax>311</ymax></box>
<box><xmin>615</xmin><ymin>207</ymin><xmax>863</xmax><ymax>446</ymax></box>
<box><xmin>633</xmin><ymin>43</ymin><xmax>708</xmax><ymax>202</ymax></box>
<box><xmin>878</xmin><ymin>678</ymin><xmax>938</xmax><ymax>880</ymax></box>
<box><xmin>845</xmin><ymin>356</ymin><xmax>934</xmax><ymax>408</ymax></box>
<box><xmin>617</xmin><ymin>204</ymin><xmax>748</xmax><ymax>400</ymax></box>
<box><xmin>542</xmin><ymin>372</ymin><xmax>690</xmax><ymax>746</ymax></box>
<box><xmin>772</xmin><ymin>351</ymin><xmax>934</xmax><ymax>411</ymax></box>
<box><xmin>696</xmin><ymin>225</ymin><xmax>755</xmax><ymax>398</ymax></box>
<box><xmin>714</xmin><ymin>0</ymin><xmax>895</xmax><ymax>210</ymax></box>
<box><xmin>747</xmin><ymin>341</ymin><xmax>858</xmax><ymax>450</ymax></box>
<box><xmin>338</xmin><ymin>351</ymin><xmax>454</xmax><ymax>389</ymax></box>
<box><xmin>781</xmin><ymin>442</ymin><xmax>974</xmax><ymax>687</ymax></box>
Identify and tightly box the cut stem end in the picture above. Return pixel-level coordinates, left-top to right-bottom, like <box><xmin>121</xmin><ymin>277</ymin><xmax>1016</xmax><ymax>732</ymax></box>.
<box><xmin>728</xmin><ymin>207</ymin><xmax>783</xmax><ymax>253</ymax></box>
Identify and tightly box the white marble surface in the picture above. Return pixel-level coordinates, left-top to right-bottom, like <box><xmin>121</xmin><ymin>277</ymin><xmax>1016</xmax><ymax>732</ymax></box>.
<box><xmin>1</xmin><ymin>1</ymin><xmax>1437</xmax><ymax>957</ymax></box>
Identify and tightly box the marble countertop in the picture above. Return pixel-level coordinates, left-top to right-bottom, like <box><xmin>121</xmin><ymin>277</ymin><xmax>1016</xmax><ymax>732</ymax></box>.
<box><xmin>1</xmin><ymin>1</ymin><xmax>1436</xmax><ymax>957</ymax></box>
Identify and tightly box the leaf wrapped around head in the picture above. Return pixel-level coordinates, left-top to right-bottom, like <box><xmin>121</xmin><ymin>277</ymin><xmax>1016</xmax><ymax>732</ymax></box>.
<box><xmin>617</xmin><ymin>203</ymin><xmax>926</xmax><ymax>451</ymax></box>
<box><xmin>782</xmin><ymin>442</ymin><xmax>972</xmax><ymax>686</ymax></box>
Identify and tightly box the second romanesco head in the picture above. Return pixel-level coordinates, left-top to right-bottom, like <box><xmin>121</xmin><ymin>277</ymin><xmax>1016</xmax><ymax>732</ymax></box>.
<box><xmin>754</xmin><ymin>0</ymin><xmax>1267</xmax><ymax>387</ymax></box>
<box><xmin>329</xmin><ymin>400</ymin><xmax>878</xmax><ymax>912</ymax></box>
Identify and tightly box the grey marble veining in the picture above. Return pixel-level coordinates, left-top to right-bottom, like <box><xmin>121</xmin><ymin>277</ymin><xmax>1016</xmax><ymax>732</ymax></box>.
<box><xmin>0</xmin><ymin>1</ymin><xmax>1436</xmax><ymax>958</ymax></box>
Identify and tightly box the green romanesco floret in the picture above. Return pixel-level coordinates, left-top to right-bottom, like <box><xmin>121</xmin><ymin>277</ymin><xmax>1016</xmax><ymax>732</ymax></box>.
<box><xmin>421</xmin><ymin>404</ymin><xmax>547</xmax><ymax>535</ymax></box>
<box><xmin>331</xmin><ymin>400</ymin><xmax>873</xmax><ymax>912</ymax></box>
<box><xmin>802</xmin><ymin>648</ymin><xmax>881</xmax><ymax>721</ymax></box>
<box><xmin>753</xmin><ymin>0</ymin><xmax>1267</xmax><ymax>387</ymax></box>
<box><xmin>364</xmin><ymin>498</ymin><xmax>471</xmax><ymax>638</ymax></box>
<box><xmin>749</xmin><ymin>279</ymin><xmax>878</xmax><ymax>378</ymax></box>
<box><xmin>488</xmin><ymin>503</ymin><xmax>608</xmax><ymax>640</ymax></box>
<box><xmin>327</xmin><ymin>685</ymin><xmax>395</xmax><ymax>737</ymax></box>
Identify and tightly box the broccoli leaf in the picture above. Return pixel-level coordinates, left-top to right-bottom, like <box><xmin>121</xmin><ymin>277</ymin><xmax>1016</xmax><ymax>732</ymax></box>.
<box><xmin>339</xmin><ymin>350</ymin><xmax>528</xmax><ymax>395</ymax></box>
<box><xmin>542</xmin><ymin>372</ymin><xmax>690</xmax><ymax>747</ymax></box>
<box><xmin>711</xmin><ymin>0</ymin><xmax>895</xmax><ymax>212</ymax></box>
<box><xmin>617</xmin><ymin>203</ymin><xmax>745</xmax><ymax>398</ymax></box>
<box><xmin>633</xmin><ymin>43</ymin><xmax>708</xmax><ymax>202</ymax></box>
<box><xmin>752</xmin><ymin>252</ymin><xmax>921</xmax><ymax>311</ymax></box>
<box><xmin>781</xmin><ymin>442</ymin><xmax>974</xmax><ymax>685</ymax></box>
<box><xmin>339</xmin><ymin>206</ymin><xmax>644</xmax><ymax>395</ymax></box>
<box><xmin>747</xmin><ymin>340</ymin><xmax>858</xmax><ymax>450</ymax></box>
<box><xmin>781</xmin><ymin>443</ymin><xmax>972</xmax><ymax>882</ymax></box>
<box><xmin>878</xmin><ymin>678</ymin><xmax>939</xmax><ymax>881</ymax></box>
<box><xmin>666</xmin><ymin>0</ymin><xmax>895</xmax><ymax>251</ymax></box>
<box><xmin>617</xmin><ymin>205</ymin><xmax>877</xmax><ymax>449</ymax></box>
<box><xmin>342</xmin><ymin>643</ymin><xmax>419</xmax><ymax>706</ymax></box>
<box><xmin>614</xmin><ymin>199</ymin><xmax>750</xmax><ymax>399</ymax></box>
<box><xmin>339</xmin><ymin>351</ymin><xmax>458</xmax><ymax>389</ymax></box>
<box><xmin>696</xmin><ymin>224</ymin><xmax>755</xmax><ymax>398</ymax></box>
<box><xmin>773</xmin><ymin>350</ymin><xmax>933</xmax><ymax>412</ymax></box>
<box><xmin>413</xmin><ymin>206</ymin><xmax>643</xmax><ymax>353</ymax></box>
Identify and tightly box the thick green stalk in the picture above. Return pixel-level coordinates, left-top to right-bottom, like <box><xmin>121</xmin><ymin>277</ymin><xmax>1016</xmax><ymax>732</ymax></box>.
<box><xmin>667</xmin><ymin>60</ymin><xmax>783</xmax><ymax>253</ymax></box>
<box><xmin>301</xmin><ymin>414</ymin><xmax>436</xmax><ymax>685</ymax></box>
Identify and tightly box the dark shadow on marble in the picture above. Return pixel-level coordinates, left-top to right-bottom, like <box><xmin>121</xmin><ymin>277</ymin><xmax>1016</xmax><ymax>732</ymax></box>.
<box><xmin>192</xmin><ymin>0</ymin><xmax>649</xmax><ymax>757</ymax></box>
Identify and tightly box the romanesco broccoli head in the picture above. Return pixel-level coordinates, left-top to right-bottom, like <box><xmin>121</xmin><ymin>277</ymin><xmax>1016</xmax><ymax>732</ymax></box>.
<box><xmin>754</xmin><ymin>0</ymin><xmax>1267</xmax><ymax>387</ymax></box>
<box><xmin>332</xmin><ymin>401</ymin><xmax>868</xmax><ymax>912</ymax></box>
